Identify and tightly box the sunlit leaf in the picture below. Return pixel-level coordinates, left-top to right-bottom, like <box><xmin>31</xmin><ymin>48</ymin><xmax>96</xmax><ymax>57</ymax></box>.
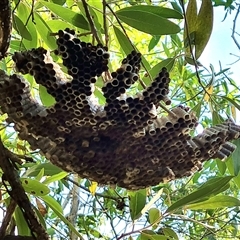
<box><xmin>140</xmin><ymin>230</ymin><xmax>169</xmax><ymax>240</ymax></box>
<box><xmin>116</xmin><ymin>8</ymin><xmax>180</xmax><ymax>35</ymax></box>
<box><xmin>148</xmin><ymin>208</ymin><xmax>161</xmax><ymax>228</ymax></box>
<box><xmin>21</xmin><ymin>178</ymin><xmax>50</xmax><ymax>196</ymax></box>
<box><xmin>39</xmin><ymin>85</ymin><xmax>56</xmax><ymax>107</ymax></box>
<box><xmin>15</xmin><ymin>206</ymin><xmax>30</xmax><ymax>236</ymax></box>
<box><xmin>142</xmin><ymin>58</ymin><xmax>175</xmax><ymax>87</ymax></box>
<box><xmin>128</xmin><ymin>189</ymin><xmax>146</xmax><ymax>220</ymax></box>
<box><xmin>113</xmin><ymin>26</ymin><xmax>150</xmax><ymax>70</ymax></box>
<box><xmin>231</xmin><ymin>105</ymin><xmax>237</xmax><ymax>121</ymax></box>
<box><xmin>13</xmin><ymin>15</ymin><xmax>32</xmax><ymax>41</ymax></box>
<box><xmin>148</xmin><ymin>36</ymin><xmax>161</xmax><ymax>52</ymax></box>
<box><xmin>117</xmin><ymin>6</ymin><xmax>183</xmax><ymax>19</ymax></box>
<box><xmin>186</xmin><ymin>195</ymin><xmax>240</xmax><ymax>210</ymax></box>
<box><xmin>41</xmin><ymin>195</ymin><xmax>84</xmax><ymax>238</ymax></box>
<box><xmin>166</xmin><ymin>176</ymin><xmax>233</xmax><ymax>213</ymax></box>
<box><xmin>24</xmin><ymin>163</ymin><xmax>64</xmax><ymax>177</ymax></box>
<box><xmin>221</xmin><ymin>96</ymin><xmax>240</xmax><ymax>111</ymax></box>
<box><xmin>232</xmin><ymin>139</ymin><xmax>240</xmax><ymax>176</ymax></box>
<box><xmin>162</xmin><ymin>228</ymin><xmax>179</xmax><ymax>240</ymax></box>
<box><xmin>184</xmin><ymin>0</ymin><xmax>197</xmax><ymax>52</ymax></box>
<box><xmin>42</xmin><ymin>172</ymin><xmax>68</xmax><ymax>185</ymax></box>
<box><xmin>195</xmin><ymin>0</ymin><xmax>213</xmax><ymax>59</ymax></box>
<box><xmin>216</xmin><ymin>159</ymin><xmax>226</xmax><ymax>175</ymax></box>
<box><xmin>204</xmin><ymin>85</ymin><xmax>213</xmax><ymax>102</ymax></box>
<box><xmin>34</xmin><ymin>13</ymin><xmax>57</xmax><ymax>50</ymax></box>
<box><xmin>41</xmin><ymin>1</ymin><xmax>89</xmax><ymax>30</ymax></box>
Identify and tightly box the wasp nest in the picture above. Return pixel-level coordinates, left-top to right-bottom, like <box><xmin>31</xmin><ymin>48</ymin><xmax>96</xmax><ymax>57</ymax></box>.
<box><xmin>0</xmin><ymin>29</ymin><xmax>239</xmax><ymax>190</ymax></box>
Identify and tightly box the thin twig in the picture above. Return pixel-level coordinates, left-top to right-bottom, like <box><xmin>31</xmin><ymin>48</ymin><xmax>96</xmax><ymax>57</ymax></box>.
<box><xmin>81</xmin><ymin>0</ymin><xmax>102</xmax><ymax>44</ymax></box>
<box><xmin>65</xmin><ymin>177</ymin><xmax>122</xmax><ymax>201</ymax></box>
<box><xmin>0</xmin><ymin>199</ymin><xmax>17</xmax><ymax>239</ymax></box>
<box><xmin>95</xmin><ymin>197</ymin><xmax>118</xmax><ymax>239</ymax></box>
<box><xmin>232</xmin><ymin>4</ymin><xmax>240</xmax><ymax>50</ymax></box>
<box><xmin>102</xmin><ymin>0</ymin><xmax>109</xmax><ymax>47</ymax></box>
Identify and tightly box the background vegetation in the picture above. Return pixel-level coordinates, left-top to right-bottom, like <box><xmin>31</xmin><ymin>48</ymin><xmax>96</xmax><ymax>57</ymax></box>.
<box><xmin>1</xmin><ymin>0</ymin><xmax>240</xmax><ymax>239</ymax></box>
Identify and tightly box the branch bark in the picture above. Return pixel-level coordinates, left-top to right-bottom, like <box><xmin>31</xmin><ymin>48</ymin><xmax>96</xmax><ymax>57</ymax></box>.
<box><xmin>0</xmin><ymin>138</ymin><xmax>49</xmax><ymax>240</ymax></box>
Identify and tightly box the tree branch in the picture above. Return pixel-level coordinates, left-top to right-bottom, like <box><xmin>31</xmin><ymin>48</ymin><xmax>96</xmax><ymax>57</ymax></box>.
<box><xmin>0</xmin><ymin>138</ymin><xmax>49</xmax><ymax>240</ymax></box>
<box><xmin>81</xmin><ymin>0</ymin><xmax>102</xmax><ymax>44</ymax></box>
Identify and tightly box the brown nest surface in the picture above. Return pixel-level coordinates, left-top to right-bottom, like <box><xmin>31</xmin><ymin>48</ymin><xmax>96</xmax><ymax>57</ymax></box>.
<box><xmin>0</xmin><ymin>29</ymin><xmax>239</xmax><ymax>190</ymax></box>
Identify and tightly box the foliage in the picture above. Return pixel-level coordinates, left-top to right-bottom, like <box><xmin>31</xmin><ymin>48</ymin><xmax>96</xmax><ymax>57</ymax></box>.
<box><xmin>0</xmin><ymin>0</ymin><xmax>240</xmax><ymax>239</ymax></box>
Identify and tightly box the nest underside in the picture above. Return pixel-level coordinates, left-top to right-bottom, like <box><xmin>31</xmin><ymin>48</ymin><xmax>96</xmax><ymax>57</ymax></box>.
<box><xmin>0</xmin><ymin>29</ymin><xmax>239</xmax><ymax>190</ymax></box>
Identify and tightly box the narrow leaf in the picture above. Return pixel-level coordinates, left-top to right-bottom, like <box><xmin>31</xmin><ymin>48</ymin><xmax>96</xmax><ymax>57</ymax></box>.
<box><xmin>232</xmin><ymin>139</ymin><xmax>240</xmax><ymax>176</ymax></box>
<box><xmin>24</xmin><ymin>163</ymin><xmax>63</xmax><ymax>177</ymax></box>
<box><xmin>41</xmin><ymin>1</ymin><xmax>89</xmax><ymax>30</ymax></box>
<box><xmin>21</xmin><ymin>178</ymin><xmax>50</xmax><ymax>196</ymax></box>
<box><xmin>39</xmin><ymin>85</ymin><xmax>56</xmax><ymax>107</ymax></box>
<box><xmin>116</xmin><ymin>6</ymin><xmax>183</xmax><ymax>19</ymax></box>
<box><xmin>142</xmin><ymin>58</ymin><xmax>175</xmax><ymax>87</ymax></box>
<box><xmin>186</xmin><ymin>195</ymin><xmax>240</xmax><ymax>210</ymax></box>
<box><xmin>128</xmin><ymin>189</ymin><xmax>146</xmax><ymax>220</ymax></box>
<box><xmin>42</xmin><ymin>172</ymin><xmax>68</xmax><ymax>185</ymax></box>
<box><xmin>116</xmin><ymin>9</ymin><xmax>180</xmax><ymax>35</ymax></box>
<box><xmin>195</xmin><ymin>0</ymin><xmax>214</xmax><ymax>59</ymax></box>
<box><xmin>166</xmin><ymin>176</ymin><xmax>233</xmax><ymax>213</ymax></box>
<box><xmin>41</xmin><ymin>195</ymin><xmax>84</xmax><ymax>238</ymax></box>
<box><xmin>34</xmin><ymin>13</ymin><xmax>57</xmax><ymax>50</ymax></box>
<box><xmin>13</xmin><ymin>15</ymin><xmax>32</xmax><ymax>41</ymax></box>
<box><xmin>184</xmin><ymin>0</ymin><xmax>197</xmax><ymax>51</ymax></box>
<box><xmin>113</xmin><ymin>26</ymin><xmax>150</xmax><ymax>70</ymax></box>
<box><xmin>15</xmin><ymin>206</ymin><xmax>30</xmax><ymax>236</ymax></box>
<box><xmin>204</xmin><ymin>85</ymin><xmax>213</xmax><ymax>102</ymax></box>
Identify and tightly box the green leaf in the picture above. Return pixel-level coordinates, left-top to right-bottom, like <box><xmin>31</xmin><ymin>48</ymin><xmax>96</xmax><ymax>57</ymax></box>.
<box><xmin>186</xmin><ymin>195</ymin><xmax>240</xmax><ymax>210</ymax></box>
<box><xmin>113</xmin><ymin>26</ymin><xmax>135</xmax><ymax>56</ymax></box>
<box><xmin>142</xmin><ymin>58</ymin><xmax>175</xmax><ymax>87</ymax></box>
<box><xmin>128</xmin><ymin>189</ymin><xmax>146</xmax><ymax>220</ymax></box>
<box><xmin>42</xmin><ymin>172</ymin><xmax>68</xmax><ymax>185</ymax></box>
<box><xmin>16</xmin><ymin>2</ymin><xmax>38</xmax><ymax>48</ymax></box>
<box><xmin>148</xmin><ymin>208</ymin><xmax>161</xmax><ymax>229</ymax></box>
<box><xmin>166</xmin><ymin>176</ymin><xmax>233</xmax><ymax>213</ymax></box>
<box><xmin>184</xmin><ymin>0</ymin><xmax>197</xmax><ymax>49</ymax></box>
<box><xmin>24</xmin><ymin>163</ymin><xmax>64</xmax><ymax>177</ymax></box>
<box><xmin>117</xmin><ymin>6</ymin><xmax>183</xmax><ymax>19</ymax></box>
<box><xmin>21</xmin><ymin>178</ymin><xmax>50</xmax><ymax>196</ymax></box>
<box><xmin>148</xmin><ymin>36</ymin><xmax>161</xmax><ymax>52</ymax></box>
<box><xmin>113</xmin><ymin>26</ymin><xmax>150</xmax><ymax>70</ymax></box>
<box><xmin>231</xmin><ymin>139</ymin><xmax>240</xmax><ymax>176</ymax></box>
<box><xmin>46</xmin><ymin>20</ymin><xmax>74</xmax><ymax>33</ymax></box>
<box><xmin>34</xmin><ymin>13</ymin><xmax>57</xmax><ymax>50</ymax></box>
<box><xmin>195</xmin><ymin>0</ymin><xmax>213</xmax><ymax>59</ymax></box>
<box><xmin>41</xmin><ymin>195</ymin><xmax>84</xmax><ymax>238</ymax></box>
<box><xmin>13</xmin><ymin>15</ymin><xmax>32</xmax><ymax>41</ymax></box>
<box><xmin>15</xmin><ymin>206</ymin><xmax>31</xmax><ymax>236</ymax></box>
<box><xmin>162</xmin><ymin>228</ymin><xmax>179</xmax><ymax>239</ymax></box>
<box><xmin>39</xmin><ymin>85</ymin><xmax>56</xmax><ymax>107</ymax></box>
<box><xmin>116</xmin><ymin>9</ymin><xmax>181</xmax><ymax>35</ymax></box>
<box><xmin>41</xmin><ymin>195</ymin><xmax>63</xmax><ymax>214</ymax></box>
<box><xmin>216</xmin><ymin>159</ymin><xmax>226</xmax><ymax>175</ymax></box>
<box><xmin>41</xmin><ymin>1</ymin><xmax>89</xmax><ymax>30</ymax></box>
<box><xmin>140</xmin><ymin>230</ymin><xmax>169</xmax><ymax>240</ymax></box>
<box><xmin>221</xmin><ymin>96</ymin><xmax>240</xmax><ymax>111</ymax></box>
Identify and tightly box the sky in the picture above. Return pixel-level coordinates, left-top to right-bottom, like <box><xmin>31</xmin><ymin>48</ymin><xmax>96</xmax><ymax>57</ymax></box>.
<box><xmin>200</xmin><ymin>6</ymin><xmax>240</xmax><ymax>89</ymax></box>
<box><xmin>199</xmin><ymin>5</ymin><xmax>240</xmax><ymax>122</ymax></box>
